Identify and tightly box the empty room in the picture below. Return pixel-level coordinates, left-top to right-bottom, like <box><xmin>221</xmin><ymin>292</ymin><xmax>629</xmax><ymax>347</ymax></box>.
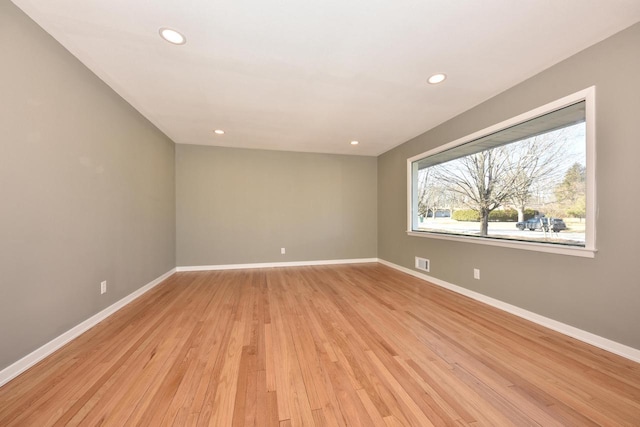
<box><xmin>1</xmin><ymin>0</ymin><xmax>640</xmax><ymax>425</ymax></box>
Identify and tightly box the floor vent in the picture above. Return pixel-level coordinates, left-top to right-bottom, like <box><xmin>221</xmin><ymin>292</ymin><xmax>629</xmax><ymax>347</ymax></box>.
<box><xmin>415</xmin><ymin>257</ymin><xmax>430</xmax><ymax>272</ymax></box>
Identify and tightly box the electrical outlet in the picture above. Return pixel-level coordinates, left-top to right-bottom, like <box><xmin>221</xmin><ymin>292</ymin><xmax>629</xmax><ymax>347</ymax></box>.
<box><xmin>281</xmin><ymin>247</ymin><xmax>286</xmax><ymax>255</ymax></box>
<box><xmin>473</xmin><ymin>269</ymin><xmax>480</xmax><ymax>280</ymax></box>
<box><xmin>100</xmin><ymin>280</ymin><xmax>107</xmax><ymax>294</ymax></box>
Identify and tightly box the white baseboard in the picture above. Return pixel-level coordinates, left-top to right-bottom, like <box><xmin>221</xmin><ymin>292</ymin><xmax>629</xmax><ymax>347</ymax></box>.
<box><xmin>0</xmin><ymin>268</ymin><xmax>176</xmax><ymax>388</ymax></box>
<box><xmin>176</xmin><ymin>258</ymin><xmax>378</xmax><ymax>272</ymax></box>
<box><xmin>378</xmin><ymin>259</ymin><xmax>640</xmax><ymax>364</ymax></box>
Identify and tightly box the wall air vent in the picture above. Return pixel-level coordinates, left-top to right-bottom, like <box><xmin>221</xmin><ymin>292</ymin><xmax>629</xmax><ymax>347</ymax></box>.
<box><xmin>415</xmin><ymin>256</ymin><xmax>430</xmax><ymax>272</ymax></box>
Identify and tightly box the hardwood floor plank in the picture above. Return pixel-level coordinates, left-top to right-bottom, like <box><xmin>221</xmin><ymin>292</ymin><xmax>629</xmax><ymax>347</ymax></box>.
<box><xmin>232</xmin><ymin>345</ymin><xmax>255</xmax><ymax>427</ymax></box>
<box><xmin>1</xmin><ymin>264</ymin><xmax>639</xmax><ymax>426</ymax></box>
<box><xmin>355</xmin><ymin>388</ymin><xmax>389</xmax><ymax>427</ymax></box>
<box><xmin>266</xmin><ymin>390</ymin><xmax>280</xmax><ymax>427</ymax></box>
<box><xmin>364</xmin><ymin>350</ymin><xmax>438</xmax><ymax>427</ymax></box>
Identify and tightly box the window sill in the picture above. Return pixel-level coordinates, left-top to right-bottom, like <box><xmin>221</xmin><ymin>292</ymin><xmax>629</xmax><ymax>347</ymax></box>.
<box><xmin>406</xmin><ymin>231</ymin><xmax>596</xmax><ymax>258</ymax></box>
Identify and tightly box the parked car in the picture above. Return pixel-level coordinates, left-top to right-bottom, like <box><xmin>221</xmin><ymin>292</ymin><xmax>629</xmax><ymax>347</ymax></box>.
<box><xmin>516</xmin><ymin>217</ymin><xmax>549</xmax><ymax>231</ymax></box>
<box><xmin>516</xmin><ymin>217</ymin><xmax>567</xmax><ymax>232</ymax></box>
<box><xmin>549</xmin><ymin>218</ymin><xmax>567</xmax><ymax>232</ymax></box>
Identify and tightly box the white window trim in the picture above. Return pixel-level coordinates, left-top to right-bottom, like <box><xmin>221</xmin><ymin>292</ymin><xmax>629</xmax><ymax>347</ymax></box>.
<box><xmin>406</xmin><ymin>86</ymin><xmax>597</xmax><ymax>258</ymax></box>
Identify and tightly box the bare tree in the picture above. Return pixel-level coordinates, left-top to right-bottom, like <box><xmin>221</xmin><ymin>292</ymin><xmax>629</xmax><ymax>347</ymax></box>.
<box><xmin>434</xmin><ymin>147</ymin><xmax>516</xmax><ymax>236</ymax></box>
<box><xmin>417</xmin><ymin>168</ymin><xmax>458</xmax><ymax>221</ymax></box>
<box><xmin>505</xmin><ymin>132</ymin><xmax>568</xmax><ymax>221</ymax></box>
<box><xmin>417</xmin><ymin>168</ymin><xmax>432</xmax><ymax>219</ymax></box>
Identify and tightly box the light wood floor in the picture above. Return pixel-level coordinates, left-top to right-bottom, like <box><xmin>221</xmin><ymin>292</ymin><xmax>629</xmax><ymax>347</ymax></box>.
<box><xmin>1</xmin><ymin>264</ymin><xmax>639</xmax><ymax>426</ymax></box>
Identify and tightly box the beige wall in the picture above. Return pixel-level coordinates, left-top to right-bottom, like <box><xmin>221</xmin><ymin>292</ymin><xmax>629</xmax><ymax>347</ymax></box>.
<box><xmin>0</xmin><ymin>2</ymin><xmax>176</xmax><ymax>370</ymax></box>
<box><xmin>378</xmin><ymin>23</ymin><xmax>640</xmax><ymax>349</ymax></box>
<box><xmin>176</xmin><ymin>144</ymin><xmax>377</xmax><ymax>266</ymax></box>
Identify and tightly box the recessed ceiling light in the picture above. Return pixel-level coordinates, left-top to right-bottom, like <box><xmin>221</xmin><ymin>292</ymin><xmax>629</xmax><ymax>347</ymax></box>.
<box><xmin>159</xmin><ymin>27</ymin><xmax>186</xmax><ymax>45</ymax></box>
<box><xmin>350</xmin><ymin>140</ymin><xmax>359</xmax><ymax>145</ymax></box>
<box><xmin>427</xmin><ymin>73</ymin><xmax>447</xmax><ymax>84</ymax></box>
<box><xmin>214</xmin><ymin>129</ymin><xmax>225</xmax><ymax>135</ymax></box>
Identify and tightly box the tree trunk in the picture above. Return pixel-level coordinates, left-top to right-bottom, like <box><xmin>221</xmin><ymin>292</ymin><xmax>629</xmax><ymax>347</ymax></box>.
<box><xmin>480</xmin><ymin>208</ymin><xmax>489</xmax><ymax>236</ymax></box>
<box><xmin>517</xmin><ymin>206</ymin><xmax>525</xmax><ymax>222</ymax></box>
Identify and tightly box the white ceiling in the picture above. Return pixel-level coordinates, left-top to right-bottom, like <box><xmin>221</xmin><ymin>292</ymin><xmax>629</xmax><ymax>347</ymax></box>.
<box><xmin>12</xmin><ymin>0</ymin><xmax>640</xmax><ymax>156</ymax></box>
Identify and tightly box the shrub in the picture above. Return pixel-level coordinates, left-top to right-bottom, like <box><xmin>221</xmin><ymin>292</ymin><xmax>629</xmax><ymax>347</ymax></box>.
<box><xmin>488</xmin><ymin>208</ymin><xmax>539</xmax><ymax>222</ymax></box>
<box><xmin>452</xmin><ymin>208</ymin><xmax>538</xmax><ymax>222</ymax></box>
<box><xmin>488</xmin><ymin>209</ymin><xmax>518</xmax><ymax>222</ymax></box>
<box><xmin>523</xmin><ymin>208</ymin><xmax>537</xmax><ymax>220</ymax></box>
<box><xmin>452</xmin><ymin>209</ymin><xmax>480</xmax><ymax>221</ymax></box>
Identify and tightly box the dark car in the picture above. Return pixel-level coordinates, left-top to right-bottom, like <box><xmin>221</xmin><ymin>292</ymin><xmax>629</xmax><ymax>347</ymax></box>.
<box><xmin>549</xmin><ymin>218</ymin><xmax>567</xmax><ymax>232</ymax></box>
<box><xmin>516</xmin><ymin>217</ymin><xmax>567</xmax><ymax>232</ymax></box>
<box><xmin>516</xmin><ymin>217</ymin><xmax>549</xmax><ymax>231</ymax></box>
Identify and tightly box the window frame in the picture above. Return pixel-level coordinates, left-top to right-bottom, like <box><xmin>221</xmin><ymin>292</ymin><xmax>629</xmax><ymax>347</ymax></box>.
<box><xmin>406</xmin><ymin>87</ymin><xmax>596</xmax><ymax>258</ymax></box>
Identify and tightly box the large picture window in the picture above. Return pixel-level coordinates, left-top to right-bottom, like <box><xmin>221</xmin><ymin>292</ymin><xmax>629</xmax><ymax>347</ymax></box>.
<box><xmin>408</xmin><ymin>88</ymin><xmax>595</xmax><ymax>257</ymax></box>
